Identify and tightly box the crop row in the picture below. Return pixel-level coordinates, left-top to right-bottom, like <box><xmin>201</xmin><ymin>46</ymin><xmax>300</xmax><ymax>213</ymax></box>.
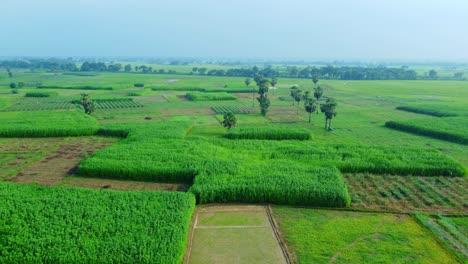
<box><xmin>224</xmin><ymin>124</ymin><xmax>312</xmax><ymax>140</ymax></box>
<box><xmin>345</xmin><ymin>174</ymin><xmax>467</xmax><ymax>213</ymax></box>
<box><xmin>94</xmin><ymin>99</ymin><xmax>143</xmax><ymax>109</ymax></box>
<box><xmin>0</xmin><ymin>111</ymin><xmax>99</xmax><ymax>137</ymax></box>
<box><xmin>25</xmin><ymin>91</ymin><xmax>58</xmax><ymax>97</ymax></box>
<box><xmin>396</xmin><ymin>105</ymin><xmax>463</xmax><ymax>117</ymax></box>
<box><xmin>4</xmin><ymin>101</ymin><xmax>77</xmax><ymax>111</ymax></box>
<box><xmin>386</xmin><ymin>117</ymin><xmax>468</xmax><ymax>145</ymax></box>
<box><xmin>212</xmin><ymin>105</ymin><xmax>255</xmax><ymax>114</ymax></box>
<box><xmin>0</xmin><ymin>182</ymin><xmax>195</xmax><ymax>264</ymax></box>
<box><xmin>186</xmin><ymin>92</ymin><xmax>237</xmax><ymax>101</ymax></box>
<box><xmin>37</xmin><ymin>85</ymin><xmax>113</xmax><ymax>90</ymax></box>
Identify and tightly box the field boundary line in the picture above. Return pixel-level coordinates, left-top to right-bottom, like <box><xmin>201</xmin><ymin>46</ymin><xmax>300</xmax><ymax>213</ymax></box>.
<box><xmin>266</xmin><ymin>205</ymin><xmax>294</xmax><ymax>264</ymax></box>
<box><xmin>195</xmin><ymin>225</ymin><xmax>270</xmax><ymax>229</ymax></box>
<box><xmin>183</xmin><ymin>208</ymin><xmax>198</xmax><ymax>264</ymax></box>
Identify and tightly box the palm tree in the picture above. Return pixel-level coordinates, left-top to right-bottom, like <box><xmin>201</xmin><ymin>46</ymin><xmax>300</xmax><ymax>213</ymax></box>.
<box><xmin>320</xmin><ymin>97</ymin><xmax>337</xmax><ymax>130</ymax></box>
<box><xmin>314</xmin><ymin>86</ymin><xmax>324</xmax><ymax>114</ymax></box>
<box><xmin>245</xmin><ymin>78</ymin><xmax>253</xmax><ymax>106</ymax></box>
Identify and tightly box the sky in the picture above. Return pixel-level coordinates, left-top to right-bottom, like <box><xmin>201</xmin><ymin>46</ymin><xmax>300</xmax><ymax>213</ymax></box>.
<box><xmin>1</xmin><ymin>0</ymin><xmax>468</xmax><ymax>61</ymax></box>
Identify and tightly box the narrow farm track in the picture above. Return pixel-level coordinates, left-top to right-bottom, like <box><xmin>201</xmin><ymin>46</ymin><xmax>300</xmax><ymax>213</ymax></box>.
<box><xmin>6</xmin><ymin>137</ymin><xmax>117</xmax><ymax>186</ymax></box>
<box><xmin>185</xmin><ymin>205</ymin><xmax>290</xmax><ymax>264</ymax></box>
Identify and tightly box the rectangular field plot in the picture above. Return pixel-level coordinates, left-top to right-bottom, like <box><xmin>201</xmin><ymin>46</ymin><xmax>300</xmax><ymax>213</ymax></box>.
<box><xmin>211</xmin><ymin>105</ymin><xmax>256</xmax><ymax>114</ymax></box>
<box><xmin>3</xmin><ymin>98</ymin><xmax>142</xmax><ymax>112</ymax></box>
<box><xmin>0</xmin><ymin>183</ymin><xmax>196</xmax><ymax>264</ymax></box>
<box><xmin>3</xmin><ymin>99</ymin><xmax>76</xmax><ymax>111</ymax></box>
<box><xmin>186</xmin><ymin>206</ymin><xmax>287</xmax><ymax>264</ymax></box>
<box><xmin>345</xmin><ymin>174</ymin><xmax>467</xmax><ymax>214</ymax></box>
<box><xmin>272</xmin><ymin>207</ymin><xmax>458</xmax><ymax>264</ymax></box>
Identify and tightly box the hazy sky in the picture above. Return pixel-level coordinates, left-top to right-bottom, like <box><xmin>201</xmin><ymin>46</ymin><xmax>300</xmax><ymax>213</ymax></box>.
<box><xmin>2</xmin><ymin>0</ymin><xmax>468</xmax><ymax>60</ymax></box>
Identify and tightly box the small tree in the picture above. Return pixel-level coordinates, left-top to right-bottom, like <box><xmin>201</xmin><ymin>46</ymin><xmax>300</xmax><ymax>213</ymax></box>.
<box><xmin>245</xmin><ymin>78</ymin><xmax>254</xmax><ymax>106</ymax></box>
<box><xmin>428</xmin><ymin>69</ymin><xmax>438</xmax><ymax>79</ymax></box>
<box><xmin>313</xmin><ymin>86</ymin><xmax>324</xmax><ymax>114</ymax></box>
<box><xmin>80</xmin><ymin>93</ymin><xmax>95</xmax><ymax>115</ymax></box>
<box><xmin>9</xmin><ymin>83</ymin><xmax>16</xmax><ymax>89</ymax></box>
<box><xmin>222</xmin><ymin>112</ymin><xmax>237</xmax><ymax>129</ymax></box>
<box><xmin>290</xmin><ymin>85</ymin><xmax>298</xmax><ymax>106</ymax></box>
<box><xmin>124</xmin><ymin>64</ymin><xmax>132</xmax><ymax>72</ymax></box>
<box><xmin>254</xmin><ymin>75</ymin><xmax>271</xmax><ymax>116</ymax></box>
<box><xmin>271</xmin><ymin>77</ymin><xmax>278</xmax><ymax>95</ymax></box>
<box><xmin>303</xmin><ymin>91</ymin><xmax>317</xmax><ymax>123</ymax></box>
<box><xmin>294</xmin><ymin>89</ymin><xmax>302</xmax><ymax>114</ymax></box>
<box><xmin>312</xmin><ymin>76</ymin><xmax>319</xmax><ymax>87</ymax></box>
<box><xmin>320</xmin><ymin>97</ymin><xmax>337</xmax><ymax>130</ymax></box>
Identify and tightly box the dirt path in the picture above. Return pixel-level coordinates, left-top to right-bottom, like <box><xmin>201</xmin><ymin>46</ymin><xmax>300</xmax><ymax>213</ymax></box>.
<box><xmin>185</xmin><ymin>205</ymin><xmax>292</xmax><ymax>264</ymax></box>
<box><xmin>6</xmin><ymin>137</ymin><xmax>117</xmax><ymax>186</ymax></box>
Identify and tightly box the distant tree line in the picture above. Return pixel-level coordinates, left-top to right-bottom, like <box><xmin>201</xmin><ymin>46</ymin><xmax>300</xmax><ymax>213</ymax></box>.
<box><xmin>1</xmin><ymin>59</ymin><xmax>465</xmax><ymax>81</ymax></box>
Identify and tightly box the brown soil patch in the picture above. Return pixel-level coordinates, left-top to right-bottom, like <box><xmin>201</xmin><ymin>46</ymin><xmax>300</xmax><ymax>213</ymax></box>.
<box><xmin>63</xmin><ymin>177</ymin><xmax>189</xmax><ymax>191</ymax></box>
<box><xmin>0</xmin><ymin>138</ymin><xmax>64</xmax><ymax>152</ymax></box>
<box><xmin>159</xmin><ymin>107</ymin><xmax>215</xmax><ymax>117</ymax></box>
<box><xmin>6</xmin><ymin>137</ymin><xmax>118</xmax><ymax>186</ymax></box>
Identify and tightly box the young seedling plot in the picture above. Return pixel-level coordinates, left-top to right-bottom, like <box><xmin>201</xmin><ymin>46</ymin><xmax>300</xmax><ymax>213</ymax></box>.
<box><xmin>0</xmin><ymin>68</ymin><xmax>467</xmax><ymax>263</ymax></box>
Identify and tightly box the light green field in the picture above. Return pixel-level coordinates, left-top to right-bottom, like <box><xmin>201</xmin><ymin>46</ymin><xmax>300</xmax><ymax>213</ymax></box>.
<box><xmin>273</xmin><ymin>207</ymin><xmax>458</xmax><ymax>264</ymax></box>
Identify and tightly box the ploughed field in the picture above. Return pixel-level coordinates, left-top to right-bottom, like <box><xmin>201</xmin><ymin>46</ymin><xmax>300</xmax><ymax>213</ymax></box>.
<box><xmin>0</xmin><ymin>70</ymin><xmax>467</xmax><ymax>263</ymax></box>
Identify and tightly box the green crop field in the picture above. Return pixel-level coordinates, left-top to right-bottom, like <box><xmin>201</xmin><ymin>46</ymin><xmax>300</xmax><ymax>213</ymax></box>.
<box><xmin>0</xmin><ymin>67</ymin><xmax>467</xmax><ymax>263</ymax></box>
<box><xmin>0</xmin><ymin>183</ymin><xmax>195</xmax><ymax>263</ymax></box>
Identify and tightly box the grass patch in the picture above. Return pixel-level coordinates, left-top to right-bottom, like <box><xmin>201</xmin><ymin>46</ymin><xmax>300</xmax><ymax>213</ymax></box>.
<box><xmin>127</xmin><ymin>88</ymin><xmax>151</xmax><ymax>96</ymax></box>
<box><xmin>273</xmin><ymin>208</ymin><xmax>458</xmax><ymax>263</ymax></box>
<box><xmin>0</xmin><ymin>182</ymin><xmax>195</xmax><ymax>264</ymax></box>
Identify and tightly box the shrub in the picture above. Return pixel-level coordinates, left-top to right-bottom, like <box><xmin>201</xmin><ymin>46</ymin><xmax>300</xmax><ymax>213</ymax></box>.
<box><xmin>134</xmin><ymin>83</ymin><xmax>144</xmax><ymax>87</ymax></box>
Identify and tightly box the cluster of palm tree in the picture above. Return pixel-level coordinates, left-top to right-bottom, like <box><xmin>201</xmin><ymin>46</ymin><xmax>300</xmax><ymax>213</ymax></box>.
<box><xmin>290</xmin><ymin>78</ymin><xmax>337</xmax><ymax>130</ymax></box>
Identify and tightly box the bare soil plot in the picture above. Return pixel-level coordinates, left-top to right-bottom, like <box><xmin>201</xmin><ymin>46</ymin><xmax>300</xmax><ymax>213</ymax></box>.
<box><xmin>345</xmin><ymin>174</ymin><xmax>468</xmax><ymax>214</ymax></box>
<box><xmin>6</xmin><ymin>137</ymin><xmax>117</xmax><ymax>186</ymax></box>
<box><xmin>185</xmin><ymin>205</ymin><xmax>288</xmax><ymax>264</ymax></box>
<box><xmin>63</xmin><ymin>177</ymin><xmax>189</xmax><ymax>191</ymax></box>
